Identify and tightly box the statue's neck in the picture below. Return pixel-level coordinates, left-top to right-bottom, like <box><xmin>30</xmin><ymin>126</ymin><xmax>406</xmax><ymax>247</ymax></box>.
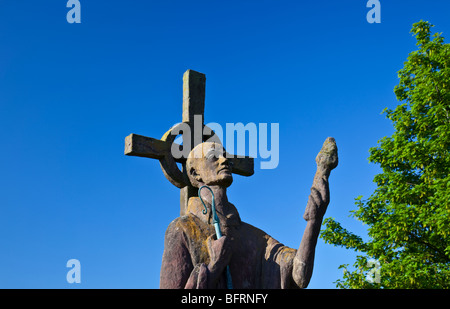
<box><xmin>199</xmin><ymin>185</ymin><xmax>229</xmax><ymax>213</ymax></box>
<box><xmin>192</xmin><ymin>185</ymin><xmax>239</xmax><ymax>226</ymax></box>
<box><xmin>187</xmin><ymin>188</ymin><xmax>241</xmax><ymax>231</ymax></box>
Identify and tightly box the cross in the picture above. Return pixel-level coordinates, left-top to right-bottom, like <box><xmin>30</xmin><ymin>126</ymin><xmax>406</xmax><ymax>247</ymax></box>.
<box><xmin>124</xmin><ymin>69</ymin><xmax>254</xmax><ymax>216</ymax></box>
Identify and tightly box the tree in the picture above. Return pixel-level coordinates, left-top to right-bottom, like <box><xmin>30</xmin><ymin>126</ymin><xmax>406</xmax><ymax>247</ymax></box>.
<box><xmin>321</xmin><ymin>21</ymin><xmax>450</xmax><ymax>289</ymax></box>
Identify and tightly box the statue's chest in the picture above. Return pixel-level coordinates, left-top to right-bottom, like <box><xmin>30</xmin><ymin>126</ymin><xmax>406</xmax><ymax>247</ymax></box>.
<box><xmin>189</xmin><ymin>224</ymin><xmax>264</xmax><ymax>288</ymax></box>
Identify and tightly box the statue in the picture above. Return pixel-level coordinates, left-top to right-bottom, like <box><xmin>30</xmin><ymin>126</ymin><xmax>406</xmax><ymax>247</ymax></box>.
<box><xmin>124</xmin><ymin>70</ymin><xmax>338</xmax><ymax>289</ymax></box>
<box><xmin>160</xmin><ymin>140</ymin><xmax>337</xmax><ymax>288</ymax></box>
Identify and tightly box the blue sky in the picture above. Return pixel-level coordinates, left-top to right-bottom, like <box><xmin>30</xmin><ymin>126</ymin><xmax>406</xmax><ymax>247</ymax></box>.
<box><xmin>1</xmin><ymin>1</ymin><xmax>449</xmax><ymax>289</ymax></box>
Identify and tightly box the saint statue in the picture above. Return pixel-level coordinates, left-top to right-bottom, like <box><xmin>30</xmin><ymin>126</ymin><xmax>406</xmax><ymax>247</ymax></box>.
<box><xmin>160</xmin><ymin>137</ymin><xmax>338</xmax><ymax>289</ymax></box>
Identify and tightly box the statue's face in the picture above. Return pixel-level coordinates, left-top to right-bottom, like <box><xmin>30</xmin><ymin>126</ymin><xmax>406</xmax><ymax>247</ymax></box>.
<box><xmin>188</xmin><ymin>142</ymin><xmax>233</xmax><ymax>188</ymax></box>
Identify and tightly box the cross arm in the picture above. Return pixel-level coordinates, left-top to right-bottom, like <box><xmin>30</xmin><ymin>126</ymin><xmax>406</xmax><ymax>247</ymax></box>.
<box><xmin>125</xmin><ymin>133</ymin><xmax>253</xmax><ymax>176</ymax></box>
<box><xmin>227</xmin><ymin>153</ymin><xmax>254</xmax><ymax>176</ymax></box>
<box><xmin>124</xmin><ymin>133</ymin><xmax>183</xmax><ymax>163</ymax></box>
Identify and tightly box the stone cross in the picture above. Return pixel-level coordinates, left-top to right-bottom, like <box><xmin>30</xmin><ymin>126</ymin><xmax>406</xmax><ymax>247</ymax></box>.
<box><xmin>124</xmin><ymin>69</ymin><xmax>254</xmax><ymax>216</ymax></box>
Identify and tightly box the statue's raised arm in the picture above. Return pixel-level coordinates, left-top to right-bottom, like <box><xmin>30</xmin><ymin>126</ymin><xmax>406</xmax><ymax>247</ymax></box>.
<box><xmin>159</xmin><ymin>139</ymin><xmax>338</xmax><ymax>289</ymax></box>
<box><xmin>293</xmin><ymin>137</ymin><xmax>338</xmax><ymax>288</ymax></box>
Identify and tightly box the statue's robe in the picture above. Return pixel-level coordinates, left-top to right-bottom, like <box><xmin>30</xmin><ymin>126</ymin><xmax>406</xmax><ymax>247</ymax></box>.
<box><xmin>160</xmin><ymin>197</ymin><xmax>299</xmax><ymax>289</ymax></box>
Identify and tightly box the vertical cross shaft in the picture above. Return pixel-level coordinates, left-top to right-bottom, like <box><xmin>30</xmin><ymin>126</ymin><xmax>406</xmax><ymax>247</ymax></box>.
<box><xmin>180</xmin><ymin>70</ymin><xmax>206</xmax><ymax>215</ymax></box>
<box><xmin>183</xmin><ymin>70</ymin><xmax>206</xmax><ymax>124</ymax></box>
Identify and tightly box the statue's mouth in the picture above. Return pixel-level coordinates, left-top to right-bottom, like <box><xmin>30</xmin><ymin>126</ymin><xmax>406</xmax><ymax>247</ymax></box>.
<box><xmin>219</xmin><ymin>166</ymin><xmax>231</xmax><ymax>173</ymax></box>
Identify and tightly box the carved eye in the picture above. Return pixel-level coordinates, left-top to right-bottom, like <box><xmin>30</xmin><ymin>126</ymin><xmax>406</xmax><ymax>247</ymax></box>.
<box><xmin>206</xmin><ymin>150</ymin><xmax>219</xmax><ymax>161</ymax></box>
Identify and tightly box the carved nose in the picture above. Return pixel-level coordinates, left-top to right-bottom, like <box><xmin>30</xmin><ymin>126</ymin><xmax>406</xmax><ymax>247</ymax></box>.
<box><xmin>218</xmin><ymin>156</ymin><xmax>230</xmax><ymax>167</ymax></box>
<box><xmin>218</xmin><ymin>156</ymin><xmax>227</xmax><ymax>164</ymax></box>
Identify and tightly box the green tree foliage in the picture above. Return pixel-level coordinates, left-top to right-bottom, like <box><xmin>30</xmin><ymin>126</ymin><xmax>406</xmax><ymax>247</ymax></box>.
<box><xmin>321</xmin><ymin>21</ymin><xmax>450</xmax><ymax>289</ymax></box>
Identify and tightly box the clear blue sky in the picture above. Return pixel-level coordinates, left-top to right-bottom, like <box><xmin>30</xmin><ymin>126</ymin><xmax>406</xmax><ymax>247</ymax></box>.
<box><xmin>1</xmin><ymin>1</ymin><xmax>449</xmax><ymax>289</ymax></box>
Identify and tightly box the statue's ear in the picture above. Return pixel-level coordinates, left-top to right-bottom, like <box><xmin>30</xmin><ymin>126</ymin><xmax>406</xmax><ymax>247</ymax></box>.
<box><xmin>189</xmin><ymin>167</ymin><xmax>202</xmax><ymax>183</ymax></box>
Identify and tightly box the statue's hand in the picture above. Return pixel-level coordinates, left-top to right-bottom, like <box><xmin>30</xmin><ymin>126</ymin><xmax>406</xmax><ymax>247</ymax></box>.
<box><xmin>206</xmin><ymin>235</ymin><xmax>232</xmax><ymax>276</ymax></box>
<box><xmin>315</xmin><ymin>137</ymin><xmax>338</xmax><ymax>175</ymax></box>
<box><xmin>303</xmin><ymin>137</ymin><xmax>338</xmax><ymax>222</ymax></box>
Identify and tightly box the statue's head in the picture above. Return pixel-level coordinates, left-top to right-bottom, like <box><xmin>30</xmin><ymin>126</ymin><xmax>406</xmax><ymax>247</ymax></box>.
<box><xmin>186</xmin><ymin>142</ymin><xmax>233</xmax><ymax>188</ymax></box>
